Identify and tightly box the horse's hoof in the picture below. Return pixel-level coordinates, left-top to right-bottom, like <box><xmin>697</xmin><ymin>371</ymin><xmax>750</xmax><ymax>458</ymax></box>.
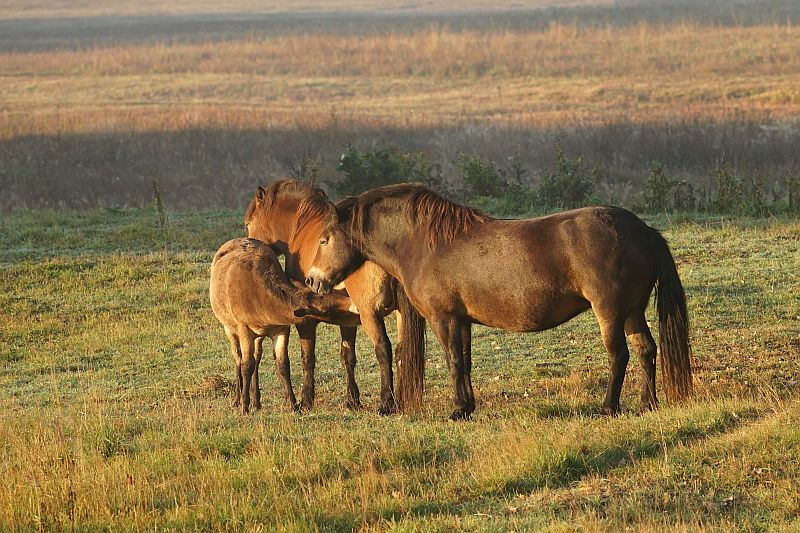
<box><xmin>638</xmin><ymin>402</ymin><xmax>657</xmax><ymax>415</ymax></box>
<box><xmin>600</xmin><ymin>405</ymin><xmax>620</xmax><ymax>417</ymax></box>
<box><xmin>344</xmin><ymin>398</ymin><xmax>363</xmax><ymax>410</ymax></box>
<box><xmin>378</xmin><ymin>401</ymin><xmax>398</xmax><ymax>416</ymax></box>
<box><xmin>448</xmin><ymin>408</ymin><xmax>471</xmax><ymax>421</ymax></box>
<box><xmin>297</xmin><ymin>399</ymin><xmax>313</xmax><ymax>412</ymax></box>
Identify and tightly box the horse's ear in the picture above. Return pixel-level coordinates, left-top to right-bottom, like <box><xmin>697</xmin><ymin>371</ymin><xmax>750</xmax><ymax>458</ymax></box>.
<box><xmin>335</xmin><ymin>204</ymin><xmax>350</xmax><ymax>223</ymax></box>
<box><xmin>334</xmin><ymin>196</ymin><xmax>356</xmax><ymax>223</ymax></box>
<box><xmin>255</xmin><ymin>186</ymin><xmax>267</xmax><ymax>206</ymax></box>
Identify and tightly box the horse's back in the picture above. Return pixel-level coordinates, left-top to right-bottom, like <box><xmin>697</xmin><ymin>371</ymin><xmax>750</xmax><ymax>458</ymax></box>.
<box><xmin>411</xmin><ymin>207</ymin><xmax>656</xmax><ymax>332</ymax></box>
<box><xmin>210</xmin><ymin>238</ymin><xmax>295</xmax><ymax>330</ymax></box>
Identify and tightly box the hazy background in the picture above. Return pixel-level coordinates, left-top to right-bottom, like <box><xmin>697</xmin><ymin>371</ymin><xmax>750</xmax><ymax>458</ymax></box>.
<box><xmin>1</xmin><ymin>0</ymin><xmax>799</xmax><ymax>210</ymax></box>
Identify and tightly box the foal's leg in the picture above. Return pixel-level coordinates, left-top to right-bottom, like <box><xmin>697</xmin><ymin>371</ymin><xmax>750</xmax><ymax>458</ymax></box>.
<box><xmin>361</xmin><ymin>313</ymin><xmax>396</xmax><ymax>415</ymax></box>
<box><xmin>429</xmin><ymin>317</ymin><xmax>474</xmax><ymax>420</ymax></box>
<box><xmin>295</xmin><ymin>321</ymin><xmax>318</xmax><ymax>410</ymax></box>
<box><xmin>225</xmin><ymin>327</ymin><xmax>242</xmax><ymax>408</ymax></box>
<box><xmin>272</xmin><ymin>327</ymin><xmax>298</xmax><ymax>411</ymax></box>
<box><xmin>339</xmin><ymin>325</ymin><xmax>362</xmax><ymax>409</ymax></box>
<box><xmin>249</xmin><ymin>335</ymin><xmax>264</xmax><ymax>411</ymax></box>
<box><xmin>625</xmin><ymin>312</ymin><xmax>658</xmax><ymax>412</ymax></box>
<box><xmin>594</xmin><ymin>308</ymin><xmax>630</xmax><ymax>416</ymax></box>
<box><xmin>237</xmin><ymin>328</ymin><xmax>258</xmax><ymax>415</ymax></box>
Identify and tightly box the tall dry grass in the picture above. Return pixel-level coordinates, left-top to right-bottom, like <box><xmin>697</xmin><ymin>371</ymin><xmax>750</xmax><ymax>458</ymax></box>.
<box><xmin>2</xmin><ymin>12</ymin><xmax>800</xmax><ymax>210</ymax></box>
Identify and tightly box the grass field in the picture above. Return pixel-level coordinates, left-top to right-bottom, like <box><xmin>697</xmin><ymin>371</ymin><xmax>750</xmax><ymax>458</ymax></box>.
<box><xmin>2</xmin><ymin>0</ymin><xmax>800</xmax><ymax>529</ymax></box>
<box><xmin>1</xmin><ymin>207</ymin><xmax>798</xmax><ymax>530</ymax></box>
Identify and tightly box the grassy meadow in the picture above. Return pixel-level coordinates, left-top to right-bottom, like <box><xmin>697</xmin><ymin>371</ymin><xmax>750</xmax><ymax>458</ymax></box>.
<box><xmin>2</xmin><ymin>0</ymin><xmax>800</xmax><ymax>530</ymax></box>
<box><xmin>1</xmin><ymin>206</ymin><xmax>799</xmax><ymax>530</ymax></box>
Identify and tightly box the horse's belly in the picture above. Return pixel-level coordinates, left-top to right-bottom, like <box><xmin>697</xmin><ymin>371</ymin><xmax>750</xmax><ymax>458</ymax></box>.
<box><xmin>466</xmin><ymin>290</ymin><xmax>590</xmax><ymax>333</ymax></box>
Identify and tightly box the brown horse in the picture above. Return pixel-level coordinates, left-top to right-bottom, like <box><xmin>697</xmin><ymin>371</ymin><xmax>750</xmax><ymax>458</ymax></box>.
<box><xmin>305</xmin><ymin>184</ymin><xmax>692</xmax><ymax>420</ymax></box>
<box><xmin>210</xmin><ymin>237</ymin><xmax>356</xmax><ymax>414</ymax></box>
<box><xmin>244</xmin><ymin>180</ymin><xmax>426</xmax><ymax>413</ymax></box>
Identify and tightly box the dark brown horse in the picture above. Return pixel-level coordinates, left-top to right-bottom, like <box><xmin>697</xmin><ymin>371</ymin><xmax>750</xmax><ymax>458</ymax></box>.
<box><xmin>244</xmin><ymin>180</ymin><xmax>426</xmax><ymax>413</ymax></box>
<box><xmin>209</xmin><ymin>238</ymin><xmax>355</xmax><ymax>414</ymax></box>
<box><xmin>305</xmin><ymin>184</ymin><xmax>692</xmax><ymax>420</ymax></box>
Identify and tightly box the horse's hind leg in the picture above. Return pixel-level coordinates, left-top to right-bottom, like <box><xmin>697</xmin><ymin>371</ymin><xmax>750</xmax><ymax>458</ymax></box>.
<box><xmin>225</xmin><ymin>327</ymin><xmax>242</xmax><ymax>408</ymax></box>
<box><xmin>339</xmin><ymin>325</ymin><xmax>362</xmax><ymax>410</ymax></box>
<box><xmin>429</xmin><ymin>316</ymin><xmax>474</xmax><ymax>420</ymax></box>
<box><xmin>594</xmin><ymin>308</ymin><xmax>630</xmax><ymax>416</ymax></box>
<box><xmin>272</xmin><ymin>327</ymin><xmax>298</xmax><ymax>411</ymax></box>
<box><xmin>237</xmin><ymin>328</ymin><xmax>258</xmax><ymax>415</ymax></box>
<box><xmin>295</xmin><ymin>321</ymin><xmax>317</xmax><ymax>410</ymax></box>
<box><xmin>625</xmin><ymin>311</ymin><xmax>658</xmax><ymax>412</ymax></box>
<box><xmin>249</xmin><ymin>335</ymin><xmax>265</xmax><ymax>411</ymax></box>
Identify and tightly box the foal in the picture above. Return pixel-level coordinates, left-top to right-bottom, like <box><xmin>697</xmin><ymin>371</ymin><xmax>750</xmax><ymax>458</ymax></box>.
<box><xmin>209</xmin><ymin>237</ymin><xmax>354</xmax><ymax>414</ymax></box>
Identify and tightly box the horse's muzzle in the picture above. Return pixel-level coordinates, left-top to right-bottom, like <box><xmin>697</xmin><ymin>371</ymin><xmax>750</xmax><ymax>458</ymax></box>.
<box><xmin>305</xmin><ymin>276</ymin><xmax>331</xmax><ymax>295</ymax></box>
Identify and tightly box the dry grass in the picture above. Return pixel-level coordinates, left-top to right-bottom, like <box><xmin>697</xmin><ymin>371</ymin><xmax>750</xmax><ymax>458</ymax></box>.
<box><xmin>3</xmin><ymin>23</ymin><xmax>800</xmax><ymax>137</ymax></box>
<box><xmin>0</xmin><ymin>0</ymin><xmax>615</xmax><ymax>19</ymax></box>
<box><xmin>1</xmin><ymin>2</ymin><xmax>799</xmax><ymax>209</ymax></box>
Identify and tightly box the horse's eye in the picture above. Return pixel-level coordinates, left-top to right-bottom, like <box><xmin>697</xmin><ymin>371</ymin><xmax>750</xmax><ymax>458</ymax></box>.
<box><xmin>319</xmin><ymin>238</ymin><xmax>328</xmax><ymax>246</ymax></box>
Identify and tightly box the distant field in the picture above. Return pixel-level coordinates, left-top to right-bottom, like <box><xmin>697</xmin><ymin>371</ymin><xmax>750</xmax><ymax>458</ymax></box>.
<box><xmin>1</xmin><ymin>0</ymin><xmax>800</xmax><ymax>210</ymax></box>
<box><xmin>1</xmin><ymin>208</ymin><xmax>798</xmax><ymax>529</ymax></box>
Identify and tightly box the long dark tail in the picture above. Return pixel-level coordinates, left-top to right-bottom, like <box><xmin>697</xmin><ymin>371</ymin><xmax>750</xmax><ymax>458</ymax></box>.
<box><xmin>394</xmin><ymin>280</ymin><xmax>426</xmax><ymax>412</ymax></box>
<box><xmin>649</xmin><ymin>227</ymin><xmax>692</xmax><ymax>403</ymax></box>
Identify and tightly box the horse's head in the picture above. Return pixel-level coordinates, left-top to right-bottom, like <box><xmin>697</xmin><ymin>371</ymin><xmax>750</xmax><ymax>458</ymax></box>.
<box><xmin>244</xmin><ymin>185</ymin><xmax>282</xmax><ymax>246</ymax></box>
<box><xmin>304</xmin><ymin>201</ymin><xmax>364</xmax><ymax>295</ymax></box>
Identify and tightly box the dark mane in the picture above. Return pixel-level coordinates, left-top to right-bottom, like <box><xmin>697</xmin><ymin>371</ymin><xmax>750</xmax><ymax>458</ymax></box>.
<box><xmin>344</xmin><ymin>184</ymin><xmax>494</xmax><ymax>249</ymax></box>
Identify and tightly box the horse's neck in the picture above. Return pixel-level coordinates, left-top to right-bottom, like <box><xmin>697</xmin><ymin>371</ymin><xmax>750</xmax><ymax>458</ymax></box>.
<box><xmin>361</xmin><ymin>208</ymin><xmax>424</xmax><ymax>283</ymax></box>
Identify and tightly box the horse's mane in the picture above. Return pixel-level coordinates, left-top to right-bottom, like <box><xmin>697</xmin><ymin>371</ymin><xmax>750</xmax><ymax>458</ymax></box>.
<box><xmin>243</xmin><ymin>179</ymin><xmax>333</xmax><ymax>242</ymax></box>
<box><xmin>343</xmin><ymin>183</ymin><xmax>494</xmax><ymax>249</ymax></box>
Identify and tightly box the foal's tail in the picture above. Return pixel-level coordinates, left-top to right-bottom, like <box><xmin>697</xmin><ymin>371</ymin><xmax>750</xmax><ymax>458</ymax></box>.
<box><xmin>649</xmin><ymin>227</ymin><xmax>692</xmax><ymax>403</ymax></box>
<box><xmin>394</xmin><ymin>281</ymin><xmax>426</xmax><ymax>412</ymax></box>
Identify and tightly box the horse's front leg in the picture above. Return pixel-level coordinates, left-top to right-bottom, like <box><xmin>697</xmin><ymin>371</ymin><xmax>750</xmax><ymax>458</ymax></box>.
<box><xmin>360</xmin><ymin>313</ymin><xmax>396</xmax><ymax>415</ymax></box>
<box><xmin>429</xmin><ymin>316</ymin><xmax>475</xmax><ymax>420</ymax></box>
<box><xmin>271</xmin><ymin>328</ymin><xmax>298</xmax><ymax>411</ymax></box>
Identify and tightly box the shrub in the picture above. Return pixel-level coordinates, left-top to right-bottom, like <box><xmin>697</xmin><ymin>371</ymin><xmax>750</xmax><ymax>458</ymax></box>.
<box><xmin>329</xmin><ymin>145</ymin><xmax>442</xmax><ymax>197</ymax></box>
<box><xmin>538</xmin><ymin>143</ymin><xmax>597</xmax><ymax>208</ymax></box>
<box><xmin>644</xmin><ymin>161</ymin><xmax>675</xmax><ymax>212</ymax></box>
<box><xmin>289</xmin><ymin>151</ymin><xmax>322</xmax><ymax>184</ymax></box>
<box><xmin>456</xmin><ymin>153</ymin><xmax>505</xmax><ymax>198</ymax></box>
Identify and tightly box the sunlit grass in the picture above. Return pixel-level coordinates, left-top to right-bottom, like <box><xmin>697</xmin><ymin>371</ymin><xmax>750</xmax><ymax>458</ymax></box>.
<box><xmin>1</xmin><ymin>209</ymin><xmax>798</xmax><ymax>529</ymax></box>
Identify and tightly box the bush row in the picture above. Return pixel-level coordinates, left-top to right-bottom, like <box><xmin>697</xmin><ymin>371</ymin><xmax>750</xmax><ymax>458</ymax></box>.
<box><xmin>303</xmin><ymin>144</ymin><xmax>800</xmax><ymax>217</ymax></box>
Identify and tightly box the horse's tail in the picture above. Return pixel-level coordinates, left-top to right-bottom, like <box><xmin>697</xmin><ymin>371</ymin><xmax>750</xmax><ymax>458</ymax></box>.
<box><xmin>394</xmin><ymin>280</ymin><xmax>426</xmax><ymax>412</ymax></box>
<box><xmin>648</xmin><ymin>227</ymin><xmax>692</xmax><ymax>403</ymax></box>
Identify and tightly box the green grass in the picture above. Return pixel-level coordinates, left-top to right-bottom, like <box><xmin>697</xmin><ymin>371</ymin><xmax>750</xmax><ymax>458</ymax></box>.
<box><xmin>1</xmin><ymin>208</ymin><xmax>798</xmax><ymax>530</ymax></box>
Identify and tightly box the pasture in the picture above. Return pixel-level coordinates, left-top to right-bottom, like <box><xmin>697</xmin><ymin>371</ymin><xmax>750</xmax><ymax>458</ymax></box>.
<box><xmin>1</xmin><ymin>209</ymin><xmax>798</xmax><ymax>530</ymax></box>
<box><xmin>2</xmin><ymin>0</ymin><xmax>800</xmax><ymax>530</ymax></box>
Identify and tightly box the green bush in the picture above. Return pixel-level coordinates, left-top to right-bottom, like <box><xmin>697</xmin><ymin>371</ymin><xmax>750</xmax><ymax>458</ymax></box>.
<box><xmin>538</xmin><ymin>143</ymin><xmax>597</xmax><ymax>209</ymax></box>
<box><xmin>644</xmin><ymin>162</ymin><xmax>675</xmax><ymax>212</ymax></box>
<box><xmin>455</xmin><ymin>151</ymin><xmax>537</xmax><ymax>215</ymax></box>
<box><xmin>456</xmin><ymin>153</ymin><xmax>505</xmax><ymax>198</ymax></box>
<box><xmin>329</xmin><ymin>145</ymin><xmax>442</xmax><ymax>197</ymax></box>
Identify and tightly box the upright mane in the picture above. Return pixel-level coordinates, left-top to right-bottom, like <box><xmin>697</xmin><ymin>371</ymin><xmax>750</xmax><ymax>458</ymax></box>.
<box><xmin>344</xmin><ymin>183</ymin><xmax>494</xmax><ymax>249</ymax></box>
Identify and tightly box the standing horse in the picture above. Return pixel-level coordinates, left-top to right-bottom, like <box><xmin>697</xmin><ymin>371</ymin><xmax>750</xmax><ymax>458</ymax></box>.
<box><xmin>304</xmin><ymin>184</ymin><xmax>692</xmax><ymax>420</ymax></box>
<box><xmin>244</xmin><ymin>180</ymin><xmax>426</xmax><ymax>413</ymax></box>
<box><xmin>210</xmin><ymin>238</ymin><xmax>356</xmax><ymax>414</ymax></box>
